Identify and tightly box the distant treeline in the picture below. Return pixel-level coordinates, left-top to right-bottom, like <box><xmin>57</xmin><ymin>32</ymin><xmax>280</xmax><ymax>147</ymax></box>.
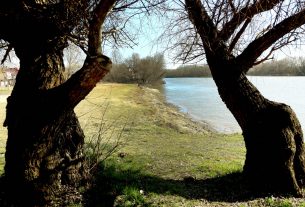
<box><xmin>248</xmin><ymin>58</ymin><xmax>305</xmax><ymax>76</ymax></box>
<box><xmin>105</xmin><ymin>56</ymin><xmax>305</xmax><ymax>82</ymax></box>
<box><xmin>165</xmin><ymin>65</ymin><xmax>211</xmax><ymax>77</ymax></box>
<box><xmin>165</xmin><ymin>58</ymin><xmax>305</xmax><ymax>77</ymax></box>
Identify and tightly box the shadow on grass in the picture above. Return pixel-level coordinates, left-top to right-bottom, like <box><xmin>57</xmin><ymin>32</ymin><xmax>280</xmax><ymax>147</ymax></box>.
<box><xmin>84</xmin><ymin>163</ymin><xmax>269</xmax><ymax>207</ymax></box>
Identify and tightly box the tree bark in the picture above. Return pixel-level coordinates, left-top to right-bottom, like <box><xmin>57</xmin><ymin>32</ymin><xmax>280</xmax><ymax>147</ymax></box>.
<box><xmin>210</xmin><ymin>62</ymin><xmax>305</xmax><ymax>195</ymax></box>
<box><xmin>0</xmin><ymin>1</ymin><xmax>114</xmax><ymax>206</ymax></box>
<box><xmin>184</xmin><ymin>0</ymin><xmax>305</xmax><ymax>196</ymax></box>
<box><xmin>3</xmin><ymin>41</ymin><xmax>89</xmax><ymax>206</ymax></box>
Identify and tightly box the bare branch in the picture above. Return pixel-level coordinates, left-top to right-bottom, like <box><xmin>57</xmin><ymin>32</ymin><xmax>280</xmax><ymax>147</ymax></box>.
<box><xmin>1</xmin><ymin>44</ymin><xmax>13</xmax><ymax>64</ymax></box>
<box><xmin>236</xmin><ymin>8</ymin><xmax>305</xmax><ymax>71</ymax></box>
<box><xmin>228</xmin><ymin>18</ymin><xmax>251</xmax><ymax>53</ymax></box>
<box><xmin>88</xmin><ymin>0</ymin><xmax>117</xmax><ymax>56</ymax></box>
<box><xmin>219</xmin><ymin>0</ymin><xmax>282</xmax><ymax>41</ymax></box>
<box><xmin>185</xmin><ymin>0</ymin><xmax>218</xmax><ymax>53</ymax></box>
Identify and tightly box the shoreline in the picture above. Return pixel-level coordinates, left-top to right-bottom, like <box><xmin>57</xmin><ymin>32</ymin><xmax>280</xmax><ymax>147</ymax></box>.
<box><xmin>140</xmin><ymin>86</ymin><xmax>215</xmax><ymax>134</ymax></box>
<box><xmin>141</xmin><ymin>85</ymin><xmax>238</xmax><ymax>135</ymax></box>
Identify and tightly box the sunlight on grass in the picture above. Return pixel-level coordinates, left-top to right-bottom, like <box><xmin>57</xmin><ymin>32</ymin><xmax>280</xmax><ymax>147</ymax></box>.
<box><xmin>1</xmin><ymin>84</ymin><xmax>301</xmax><ymax>206</ymax></box>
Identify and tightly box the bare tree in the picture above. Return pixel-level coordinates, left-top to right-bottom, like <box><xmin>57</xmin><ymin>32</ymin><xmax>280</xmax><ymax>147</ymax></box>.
<box><xmin>105</xmin><ymin>53</ymin><xmax>165</xmax><ymax>84</ymax></box>
<box><xmin>167</xmin><ymin>0</ymin><xmax>305</xmax><ymax>196</ymax></box>
<box><xmin>0</xmin><ymin>0</ymin><xmax>165</xmax><ymax>206</ymax></box>
<box><xmin>127</xmin><ymin>53</ymin><xmax>165</xmax><ymax>85</ymax></box>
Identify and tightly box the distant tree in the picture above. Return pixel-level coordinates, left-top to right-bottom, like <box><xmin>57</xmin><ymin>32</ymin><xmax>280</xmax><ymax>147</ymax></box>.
<box><xmin>170</xmin><ymin>0</ymin><xmax>305</xmax><ymax>195</ymax></box>
<box><xmin>165</xmin><ymin>65</ymin><xmax>211</xmax><ymax>77</ymax></box>
<box><xmin>105</xmin><ymin>53</ymin><xmax>165</xmax><ymax>84</ymax></box>
<box><xmin>104</xmin><ymin>63</ymin><xmax>134</xmax><ymax>83</ymax></box>
<box><xmin>248</xmin><ymin>58</ymin><xmax>303</xmax><ymax>76</ymax></box>
<box><xmin>296</xmin><ymin>58</ymin><xmax>305</xmax><ymax>75</ymax></box>
<box><xmin>131</xmin><ymin>53</ymin><xmax>165</xmax><ymax>85</ymax></box>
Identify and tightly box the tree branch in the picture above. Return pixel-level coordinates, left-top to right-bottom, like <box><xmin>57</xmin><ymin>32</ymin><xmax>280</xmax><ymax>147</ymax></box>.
<box><xmin>60</xmin><ymin>55</ymin><xmax>112</xmax><ymax>109</ymax></box>
<box><xmin>1</xmin><ymin>44</ymin><xmax>13</xmax><ymax>64</ymax></box>
<box><xmin>236</xmin><ymin>8</ymin><xmax>305</xmax><ymax>71</ymax></box>
<box><xmin>49</xmin><ymin>0</ymin><xmax>116</xmax><ymax>109</ymax></box>
<box><xmin>219</xmin><ymin>0</ymin><xmax>282</xmax><ymax>41</ymax></box>
<box><xmin>185</xmin><ymin>0</ymin><xmax>218</xmax><ymax>53</ymax></box>
<box><xmin>88</xmin><ymin>0</ymin><xmax>117</xmax><ymax>56</ymax></box>
<box><xmin>228</xmin><ymin>18</ymin><xmax>251</xmax><ymax>53</ymax></box>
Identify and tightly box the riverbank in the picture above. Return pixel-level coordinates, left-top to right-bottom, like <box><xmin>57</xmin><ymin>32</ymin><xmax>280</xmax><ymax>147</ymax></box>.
<box><xmin>77</xmin><ymin>83</ymin><xmax>305</xmax><ymax>207</ymax></box>
<box><xmin>1</xmin><ymin>84</ymin><xmax>305</xmax><ymax>206</ymax></box>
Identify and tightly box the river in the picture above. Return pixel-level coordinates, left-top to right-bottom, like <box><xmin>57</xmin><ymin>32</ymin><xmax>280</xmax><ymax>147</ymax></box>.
<box><xmin>161</xmin><ymin>77</ymin><xmax>305</xmax><ymax>133</ymax></box>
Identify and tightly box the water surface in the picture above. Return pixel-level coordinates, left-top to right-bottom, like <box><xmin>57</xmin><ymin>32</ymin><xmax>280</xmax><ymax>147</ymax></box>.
<box><xmin>162</xmin><ymin>77</ymin><xmax>305</xmax><ymax>133</ymax></box>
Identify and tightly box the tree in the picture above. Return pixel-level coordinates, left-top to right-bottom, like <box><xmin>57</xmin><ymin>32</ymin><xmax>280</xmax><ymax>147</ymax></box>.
<box><xmin>127</xmin><ymin>53</ymin><xmax>165</xmax><ymax>85</ymax></box>
<box><xmin>173</xmin><ymin>0</ymin><xmax>305</xmax><ymax>195</ymax></box>
<box><xmin>104</xmin><ymin>63</ymin><xmax>134</xmax><ymax>83</ymax></box>
<box><xmin>165</xmin><ymin>64</ymin><xmax>211</xmax><ymax>77</ymax></box>
<box><xmin>104</xmin><ymin>53</ymin><xmax>165</xmax><ymax>84</ymax></box>
<box><xmin>0</xmin><ymin>0</ymin><xmax>164</xmax><ymax>206</ymax></box>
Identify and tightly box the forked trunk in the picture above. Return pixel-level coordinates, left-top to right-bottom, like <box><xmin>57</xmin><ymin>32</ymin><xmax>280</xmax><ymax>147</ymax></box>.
<box><xmin>3</xmin><ymin>44</ymin><xmax>88</xmax><ymax>206</ymax></box>
<box><xmin>211</xmin><ymin>65</ymin><xmax>305</xmax><ymax>195</ymax></box>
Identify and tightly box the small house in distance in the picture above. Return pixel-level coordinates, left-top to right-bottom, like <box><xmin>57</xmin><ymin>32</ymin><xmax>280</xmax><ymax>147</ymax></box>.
<box><xmin>0</xmin><ymin>67</ymin><xmax>19</xmax><ymax>87</ymax></box>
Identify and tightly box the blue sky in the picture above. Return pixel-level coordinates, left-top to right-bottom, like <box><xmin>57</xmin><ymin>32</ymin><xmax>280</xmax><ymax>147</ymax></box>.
<box><xmin>3</xmin><ymin>6</ymin><xmax>305</xmax><ymax>70</ymax></box>
<box><xmin>102</xmin><ymin>11</ymin><xmax>185</xmax><ymax>69</ymax></box>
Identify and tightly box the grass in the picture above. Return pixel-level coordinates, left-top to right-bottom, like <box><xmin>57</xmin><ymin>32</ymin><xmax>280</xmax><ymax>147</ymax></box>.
<box><xmin>1</xmin><ymin>83</ymin><xmax>305</xmax><ymax>206</ymax></box>
<box><xmin>76</xmin><ymin>83</ymin><xmax>247</xmax><ymax>206</ymax></box>
<box><xmin>76</xmin><ymin>84</ymin><xmax>245</xmax><ymax>179</ymax></box>
<box><xmin>77</xmin><ymin>83</ymin><xmax>305</xmax><ymax>206</ymax></box>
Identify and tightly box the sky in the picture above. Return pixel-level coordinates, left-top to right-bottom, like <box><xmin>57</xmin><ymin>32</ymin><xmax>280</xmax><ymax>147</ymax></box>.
<box><xmin>108</xmin><ymin>33</ymin><xmax>305</xmax><ymax>70</ymax></box>
<box><xmin>102</xmin><ymin>13</ymin><xmax>305</xmax><ymax>70</ymax></box>
<box><xmin>3</xmin><ymin>6</ymin><xmax>305</xmax><ymax>70</ymax></box>
<box><xmin>104</xmin><ymin>1</ymin><xmax>305</xmax><ymax>70</ymax></box>
<box><xmin>3</xmin><ymin>40</ymin><xmax>305</xmax><ymax>70</ymax></box>
<box><xmin>102</xmin><ymin>12</ymin><xmax>185</xmax><ymax>69</ymax></box>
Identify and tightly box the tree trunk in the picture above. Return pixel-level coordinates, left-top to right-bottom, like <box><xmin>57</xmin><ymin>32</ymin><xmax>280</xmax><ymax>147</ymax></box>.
<box><xmin>210</xmin><ymin>63</ymin><xmax>305</xmax><ymax>195</ymax></box>
<box><xmin>3</xmin><ymin>43</ymin><xmax>88</xmax><ymax>206</ymax></box>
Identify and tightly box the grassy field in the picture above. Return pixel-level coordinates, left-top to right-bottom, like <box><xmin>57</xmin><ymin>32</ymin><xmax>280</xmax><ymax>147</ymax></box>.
<box><xmin>75</xmin><ymin>84</ymin><xmax>305</xmax><ymax>207</ymax></box>
<box><xmin>1</xmin><ymin>84</ymin><xmax>305</xmax><ymax>206</ymax></box>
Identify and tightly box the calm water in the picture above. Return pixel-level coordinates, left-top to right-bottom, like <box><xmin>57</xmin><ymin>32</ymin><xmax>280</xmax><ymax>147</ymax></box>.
<box><xmin>162</xmin><ymin>77</ymin><xmax>305</xmax><ymax>133</ymax></box>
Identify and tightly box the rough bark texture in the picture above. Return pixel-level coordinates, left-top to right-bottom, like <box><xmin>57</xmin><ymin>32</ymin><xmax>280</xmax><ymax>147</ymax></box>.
<box><xmin>3</xmin><ymin>41</ymin><xmax>88</xmax><ymax>206</ymax></box>
<box><xmin>2</xmin><ymin>38</ymin><xmax>112</xmax><ymax>206</ymax></box>
<box><xmin>210</xmin><ymin>65</ymin><xmax>305</xmax><ymax>195</ymax></box>
<box><xmin>184</xmin><ymin>0</ymin><xmax>305</xmax><ymax>196</ymax></box>
<box><xmin>0</xmin><ymin>1</ymin><xmax>114</xmax><ymax>206</ymax></box>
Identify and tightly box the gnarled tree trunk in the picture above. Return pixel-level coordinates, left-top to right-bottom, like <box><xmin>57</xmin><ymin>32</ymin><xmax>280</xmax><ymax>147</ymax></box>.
<box><xmin>184</xmin><ymin>0</ymin><xmax>305</xmax><ymax>195</ymax></box>
<box><xmin>3</xmin><ymin>37</ymin><xmax>111</xmax><ymax>207</ymax></box>
<box><xmin>210</xmin><ymin>64</ymin><xmax>305</xmax><ymax>195</ymax></box>
<box><xmin>0</xmin><ymin>0</ymin><xmax>116</xmax><ymax>205</ymax></box>
<box><xmin>3</xmin><ymin>42</ymin><xmax>86</xmax><ymax>206</ymax></box>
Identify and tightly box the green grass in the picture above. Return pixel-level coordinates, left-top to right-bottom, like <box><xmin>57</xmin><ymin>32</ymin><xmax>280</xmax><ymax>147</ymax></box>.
<box><xmin>78</xmin><ymin>84</ymin><xmax>305</xmax><ymax>206</ymax></box>
<box><xmin>262</xmin><ymin>197</ymin><xmax>305</xmax><ymax>207</ymax></box>
<box><xmin>1</xmin><ymin>84</ymin><xmax>305</xmax><ymax>206</ymax></box>
<box><xmin>76</xmin><ymin>84</ymin><xmax>254</xmax><ymax>206</ymax></box>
